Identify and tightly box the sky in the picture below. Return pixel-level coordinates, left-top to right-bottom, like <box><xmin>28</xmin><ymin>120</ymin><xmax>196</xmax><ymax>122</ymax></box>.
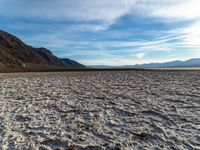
<box><xmin>0</xmin><ymin>0</ymin><xmax>200</xmax><ymax>66</ymax></box>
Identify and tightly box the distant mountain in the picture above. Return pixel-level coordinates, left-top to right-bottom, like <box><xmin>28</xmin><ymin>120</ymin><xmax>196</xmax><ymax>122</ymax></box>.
<box><xmin>89</xmin><ymin>65</ymin><xmax>118</xmax><ymax>69</ymax></box>
<box><xmin>0</xmin><ymin>30</ymin><xmax>85</xmax><ymax>71</ymax></box>
<box><xmin>90</xmin><ymin>58</ymin><xmax>200</xmax><ymax>69</ymax></box>
<box><xmin>133</xmin><ymin>59</ymin><xmax>200</xmax><ymax>68</ymax></box>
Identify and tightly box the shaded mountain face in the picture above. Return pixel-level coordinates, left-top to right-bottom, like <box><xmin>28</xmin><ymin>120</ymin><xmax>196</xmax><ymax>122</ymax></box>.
<box><xmin>61</xmin><ymin>58</ymin><xmax>86</xmax><ymax>69</ymax></box>
<box><xmin>0</xmin><ymin>30</ymin><xmax>85</xmax><ymax>71</ymax></box>
<box><xmin>36</xmin><ymin>48</ymin><xmax>66</xmax><ymax>67</ymax></box>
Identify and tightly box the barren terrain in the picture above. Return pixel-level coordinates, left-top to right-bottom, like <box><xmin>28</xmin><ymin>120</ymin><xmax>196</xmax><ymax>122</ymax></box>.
<box><xmin>0</xmin><ymin>71</ymin><xmax>200</xmax><ymax>150</ymax></box>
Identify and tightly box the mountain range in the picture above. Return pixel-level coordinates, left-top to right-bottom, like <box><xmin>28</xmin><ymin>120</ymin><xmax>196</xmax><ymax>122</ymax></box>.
<box><xmin>1</xmin><ymin>29</ymin><xmax>199</xmax><ymax>71</ymax></box>
<box><xmin>0</xmin><ymin>30</ymin><xmax>85</xmax><ymax>71</ymax></box>
<box><xmin>90</xmin><ymin>58</ymin><xmax>200</xmax><ymax>69</ymax></box>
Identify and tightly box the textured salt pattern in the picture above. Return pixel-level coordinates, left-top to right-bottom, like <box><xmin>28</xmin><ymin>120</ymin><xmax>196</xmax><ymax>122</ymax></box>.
<box><xmin>0</xmin><ymin>71</ymin><xmax>200</xmax><ymax>150</ymax></box>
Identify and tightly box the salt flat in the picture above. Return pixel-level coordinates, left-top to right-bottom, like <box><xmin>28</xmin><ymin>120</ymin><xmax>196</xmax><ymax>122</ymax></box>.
<box><xmin>0</xmin><ymin>71</ymin><xmax>200</xmax><ymax>150</ymax></box>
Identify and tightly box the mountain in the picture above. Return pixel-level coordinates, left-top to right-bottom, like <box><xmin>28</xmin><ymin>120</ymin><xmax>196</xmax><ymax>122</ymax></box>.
<box><xmin>89</xmin><ymin>65</ymin><xmax>118</xmax><ymax>69</ymax></box>
<box><xmin>133</xmin><ymin>58</ymin><xmax>200</xmax><ymax>68</ymax></box>
<box><xmin>0</xmin><ymin>30</ymin><xmax>85</xmax><ymax>71</ymax></box>
<box><xmin>90</xmin><ymin>58</ymin><xmax>200</xmax><ymax>69</ymax></box>
<box><xmin>61</xmin><ymin>58</ymin><xmax>86</xmax><ymax>69</ymax></box>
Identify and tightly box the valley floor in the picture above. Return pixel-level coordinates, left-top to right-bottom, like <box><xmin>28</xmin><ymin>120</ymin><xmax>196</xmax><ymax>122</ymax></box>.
<box><xmin>0</xmin><ymin>71</ymin><xmax>200</xmax><ymax>150</ymax></box>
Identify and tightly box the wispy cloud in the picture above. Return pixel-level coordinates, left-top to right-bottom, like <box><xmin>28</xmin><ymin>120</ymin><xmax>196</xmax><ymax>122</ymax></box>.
<box><xmin>1</xmin><ymin>0</ymin><xmax>200</xmax><ymax>65</ymax></box>
<box><xmin>150</xmin><ymin>0</ymin><xmax>200</xmax><ymax>20</ymax></box>
<box><xmin>0</xmin><ymin>0</ymin><xmax>135</xmax><ymax>29</ymax></box>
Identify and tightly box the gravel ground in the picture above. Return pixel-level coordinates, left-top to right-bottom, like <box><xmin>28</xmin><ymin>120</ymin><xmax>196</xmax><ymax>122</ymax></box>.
<box><xmin>0</xmin><ymin>71</ymin><xmax>200</xmax><ymax>150</ymax></box>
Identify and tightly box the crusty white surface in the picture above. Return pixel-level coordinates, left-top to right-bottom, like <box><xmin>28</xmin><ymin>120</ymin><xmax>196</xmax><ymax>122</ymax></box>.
<box><xmin>0</xmin><ymin>71</ymin><xmax>200</xmax><ymax>150</ymax></box>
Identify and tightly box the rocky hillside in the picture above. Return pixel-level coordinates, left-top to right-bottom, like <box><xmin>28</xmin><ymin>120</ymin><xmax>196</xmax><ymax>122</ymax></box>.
<box><xmin>0</xmin><ymin>30</ymin><xmax>85</xmax><ymax>71</ymax></box>
<box><xmin>62</xmin><ymin>58</ymin><xmax>85</xmax><ymax>69</ymax></box>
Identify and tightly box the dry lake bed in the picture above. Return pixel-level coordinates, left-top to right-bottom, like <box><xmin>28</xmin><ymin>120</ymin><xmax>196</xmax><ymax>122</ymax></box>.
<box><xmin>0</xmin><ymin>71</ymin><xmax>200</xmax><ymax>150</ymax></box>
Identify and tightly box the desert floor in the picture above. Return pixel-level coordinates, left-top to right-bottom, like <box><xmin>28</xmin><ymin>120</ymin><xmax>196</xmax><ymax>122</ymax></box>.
<box><xmin>0</xmin><ymin>71</ymin><xmax>200</xmax><ymax>150</ymax></box>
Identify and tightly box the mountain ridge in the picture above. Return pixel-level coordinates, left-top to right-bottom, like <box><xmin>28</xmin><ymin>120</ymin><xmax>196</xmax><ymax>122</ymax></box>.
<box><xmin>90</xmin><ymin>58</ymin><xmax>200</xmax><ymax>69</ymax></box>
<box><xmin>0</xmin><ymin>30</ymin><xmax>85</xmax><ymax>71</ymax></box>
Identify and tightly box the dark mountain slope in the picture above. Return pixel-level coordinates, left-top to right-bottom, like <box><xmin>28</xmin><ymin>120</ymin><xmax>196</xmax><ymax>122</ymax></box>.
<box><xmin>0</xmin><ymin>30</ymin><xmax>85</xmax><ymax>71</ymax></box>
<box><xmin>36</xmin><ymin>48</ymin><xmax>66</xmax><ymax>67</ymax></box>
<box><xmin>62</xmin><ymin>58</ymin><xmax>86</xmax><ymax>69</ymax></box>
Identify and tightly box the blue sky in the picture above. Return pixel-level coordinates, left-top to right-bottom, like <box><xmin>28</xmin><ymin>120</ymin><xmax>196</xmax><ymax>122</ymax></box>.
<box><xmin>0</xmin><ymin>0</ymin><xmax>200</xmax><ymax>65</ymax></box>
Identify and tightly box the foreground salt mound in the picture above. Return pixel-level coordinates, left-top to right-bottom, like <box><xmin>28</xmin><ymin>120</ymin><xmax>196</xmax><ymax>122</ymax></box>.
<box><xmin>0</xmin><ymin>71</ymin><xmax>199</xmax><ymax>149</ymax></box>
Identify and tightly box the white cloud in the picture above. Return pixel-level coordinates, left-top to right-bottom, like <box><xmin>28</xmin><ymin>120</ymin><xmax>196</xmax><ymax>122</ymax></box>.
<box><xmin>136</xmin><ymin>53</ymin><xmax>146</xmax><ymax>59</ymax></box>
<box><xmin>181</xmin><ymin>21</ymin><xmax>200</xmax><ymax>46</ymax></box>
<box><xmin>150</xmin><ymin>0</ymin><xmax>200</xmax><ymax>20</ymax></box>
<box><xmin>129</xmin><ymin>0</ymin><xmax>200</xmax><ymax>21</ymax></box>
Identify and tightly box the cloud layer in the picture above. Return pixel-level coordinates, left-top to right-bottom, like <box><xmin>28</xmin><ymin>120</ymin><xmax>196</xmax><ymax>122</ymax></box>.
<box><xmin>0</xmin><ymin>0</ymin><xmax>200</xmax><ymax>65</ymax></box>
<box><xmin>0</xmin><ymin>0</ymin><xmax>135</xmax><ymax>24</ymax></box>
